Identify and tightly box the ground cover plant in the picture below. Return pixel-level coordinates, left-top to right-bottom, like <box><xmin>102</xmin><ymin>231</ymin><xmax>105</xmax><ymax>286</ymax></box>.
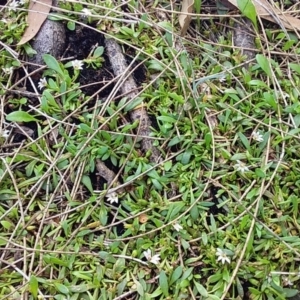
<box><xmin>1</xmin><ymin>0</ymin><xmax>300</xmax><ymax>299</ymax></box>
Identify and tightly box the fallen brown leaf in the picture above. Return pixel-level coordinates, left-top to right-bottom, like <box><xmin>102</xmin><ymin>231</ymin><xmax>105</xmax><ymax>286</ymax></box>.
<box><xmin>226</xmin><ymin>0</ymin><xmax>300</xmax><ymax>30</ymax></box>
<box><xmin>18</xmin><ymin>0</ymin><xmax>52</xmax><ymax>45</ymax></box>
<box><xmin>179</xmin><ymin>0</ymin><xmax>194</xmax><ymax>36</ymax></box>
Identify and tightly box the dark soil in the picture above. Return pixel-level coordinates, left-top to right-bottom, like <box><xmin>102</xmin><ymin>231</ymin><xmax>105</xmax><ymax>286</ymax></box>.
<box><xmin>65</xmin><ymin>24</ymin><xmax>146</xmax><ymax>97</ymax></box>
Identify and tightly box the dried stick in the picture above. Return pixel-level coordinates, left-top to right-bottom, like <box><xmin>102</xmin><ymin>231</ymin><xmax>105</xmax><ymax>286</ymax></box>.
<box><xmin>105</xmin><ymin>38</ymin><xmax>161</xmax><ymax>163</ymax></box>
<box><xmin>96</xmin><ymin>159</ymin><xmax>121</xmax><ymax>188</ymax></box>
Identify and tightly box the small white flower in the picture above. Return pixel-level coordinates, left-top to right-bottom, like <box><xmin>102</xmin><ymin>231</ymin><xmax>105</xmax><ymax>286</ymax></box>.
<box><xmin>71</xmin><ymin>60</ymin><xmax>84</xmax><ymax>70</ymax></box>
<box><xmin>81</xmin><ymin>8</ymin><xmax>92</xmax><ymax>16</ymax></box>
<box><xmin>282</xmin><ymin>277</ymin><xmax>293</xmax><ymax>286</ymax></box>
<box><xmin>38</xmin><ymin>77</ymin><xmax>47</xmax><ymax>90</ymax></box>
<box><xmin>18</xmin><ymin>0</ymin><xmax>26</xmax><ymax>4</ymax></box>
<box><xmin>219</xmin><ymin>75</ymin><xmax>226</xmax><ymax>83</ymax></box>
<box><xmin>105</xmin><ymin>192</ymin><xmax>118</xmax><ymax>204</ymax></box>
<box><xmin>143</xmin><ymin>249</ymin><xmax>152</xmax><ymax>261</ymax></box>
<box><xmin>143</xmin><ymin>249</ymin><xmax>160</xmax><ymax>265</ymax></box>
<box><xmin>150</xmin><ymin>254</ymin><xmax>161</xmax><ymax>265</ymax></box>
<box><xmin>0</xmin><ymin>129</ymin><xmax>10</xmax><ymax>139</ymax></box>
<box><xmin>252</xmin><ymin>131</ymin><xmax>264</xmax><ymax>142</ymax></box>
<box><xmin>2</xmin><ymin>67</ymin><xmax>13</xmax><ymax>75</ymax></box>
<box><xmin>216</xmin><ymin>248</ymin><xmax>231</xmax><ymax>264</ymax></box>
<box><xmin>234</xmin><ymin>160</ymin><xmax>249</xmax><ymax>173</ymax></box>
<box><xmin>8</xmin><ymin>0</ymin><xmax>19</xmax><ymax>11</ymax></box>
<box><xmin>173</xmin><ymin>222</ymin><xmax>183</xmax><ymax>232</ymax></box>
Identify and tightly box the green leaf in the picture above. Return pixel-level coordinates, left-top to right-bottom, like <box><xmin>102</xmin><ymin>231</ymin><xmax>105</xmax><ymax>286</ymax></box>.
<box><xmin>81</xmin><ymin>175</ymin><xmax>93</xmax><ymax>194</ymax></box>
<box><xmin>236</xmin><ymin>277</ymin><xmax>244</xmax><ymax>298</ymax></box>
<box><xmin>168</xmin><ymin>136</ymin><xmax>183</xmax><ymax>147</ymax></box>
<box><xmin>43</xmin><ymin>255</ymin><xmax>69</xmax><ymax>267</ymax></box>
<box><xmin>54</xmin><ymin>283</ymin><xmax>69</xmax><ymax>294</ymax></box>
<box><xmin>29</xmin><ymin>275</ymin><xmax>39</xmax><ymax>298</ymax></box>
<box><xmin>289</xmin><ymin>63</ymin><xmax>300</xmax><ymax>75</ymax></box>
<box><xmin>263</xmin><ymin>92</ymin><xmax>277</xmax><ymax>109</ymax></box>
<box><xmin>124</xmin><ymin>96</ymin><xmax>144</xmax><ymax>112</ymax></box>
<box><xmin>237</xmin><ymin>132</ymin><xmax>250</xmax><ymax>151</ymax></box>
<box><xmin>93</xmin><ymin>46</ymin><xmax>104</xmax><ymax>58</ymax></box>
<box><xmin>283</xmin><ymin>288</ymin><xmax>298</xmax><ymax>298</ymax></box>
<box><xmin>43</xmin><ymin>54</ymin><xmax>64</xmax><ymax>77</ymax></box>
<box><xmin>149</xmin><ymin>287</ymin><xmax>163</xmax><ymax>298</ymax></box>
<box><xmin>202</xmin><ymin>232</ymin><xmax>208</xmax><ymax>245</ymax></box>
<box><xmin>131</xmin><ymin>274</ymin><xmax>144</xmax><ymax>296</ymax></box>
<box><xmin>255</xmin><ymin>168</ymin><xmax>266</xmax><ymax>178</ymax></box>
<box><xmin>159</xmin><ymin>271</ymin><xmax>169</xmax><ymax>297</ymax></box>
<box><xmin>205</xmin><ymin>133</ymin><xmax>212</xmax><ymax>148</ymax></box>
<box><xmin>79</xmin><ymin>123</ymin><xmax>93</xmax><ymax>133</ymax></box>
<box><xmin>194</xmin><ymin>280</ymin><xmax>208</xmax><ymax>297</ymax></box>
<box><xmin>1</xmin><ymin>220</ymin><xmax>13</xmax><ymax>230</ymax></box>
<box><xmin>72</xmin><ymin>271</ymin><xmax>92</xmax><ymax>280</ymax></box>
<box><xmin>170</xmin><ymin>266</ymin><xmax>183</xmax><ymax>285</ymax></box>
<box><xmin>69</xmin><ymin>284</ymin><xmax>91</xmax><ymax>293</ymax></box>
<box><xmin>248</xmin><ymin>79</ymin><xmax>269</xmax><ymax>88</ymax></box>
<box><xmin>231</xmin><ymin>153</ymin><xmax>247</xmax><ymax>160</ymax></box>
<box><xmin>43</xmin><ymin>90</ymin><xmax>60</xmax><ymax>109</ymax></box>
<box><xmin>6</xmin><ymin>111</ymin><xmax>38</xmax><ymax>122</ymax></box>
<box><xmin>206</xmin><ymin>295</ymin><xmax>221</xmax><ymax>300</ymax></box>
<box><xmin>190</xmin><ymin>205</ymin><xmax>199</xmax><ymax>220</ymax></box>
<box><xmin>136</xmin><ymin>281</ymin><xmax>144</xmax><ymax>296</ymax></box>
<box><xmin>256</xmin><ymin>54</ymin><xmax>272</xmax><ymax>77</ymax></box>
<box><xmin>67</xmin><ymin>21</ymin><xmax>75</xmax><ymax>31</ymax></box>
<box><xmin>181</xmin><ymin>149</ymin><xmax>192</xmax><ymax>165</ymax></box>
<box><xmin>237</xmin><ymin>0</ymin><xmax>257</xmax><ymax>29</ymax></box>
<box><xmin>165</xmin><ymin>202</ymin><xmax>185</xmax><ymax>221</ymax></box>
<box><xmin>164</xmin><ymin>160</ymin><xmax>172</xmax><ymax>171</ymax></box>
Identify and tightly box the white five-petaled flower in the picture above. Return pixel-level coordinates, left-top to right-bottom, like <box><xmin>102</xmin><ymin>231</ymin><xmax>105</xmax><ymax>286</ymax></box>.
<box><xmin>0</xmin><ymin>129</ymin><xmax>10</xmax><ymax>139</ymax></box>
<box><xmin>172</xmin><ymin>222</ymin><xmax>183</xmax><ymax>232</ymax></box>
<box><xmin>282</xmin><ymin>277</ymin><xmax>293</xmax><ymax>286</ymax></box>
<box><xmin>2</xmin><ymin>67</ymin><xmax>13</xmax><ymax>75</ymax></box>
<box><xmin>8</xmin><ymin>0</ymin><xmax>19</xmax><ymax>11</ymax></box>
<box><xmin>216</xmin><ymin>248</ymin><xmax>231</xmax><ymax>264</ymax></box>
<box><xmin>71</xmin><ymin>60</ymin><xmax>84</xmax><ymax>70</ymax></box>
<box><xmin>234</xmin><ymin>160</ymin><xmax>249</xmax><ymax>173</ymax></box>
<box><xmin>81</xmin><ymin>8</ymin><xmax>92</xmax><ymax>16</ymax></box>
<box><xmin>252</xmin><ymin>131</ymin><xmax>264</xmax><ymax>142</ymax></box>
<box><xmin>38</xmin><ymin>77</ymin><xmax>47</xmax><ymax>90</ymax></box>
<box><xmin>143</xmin><ymin>249</ymin><xmax>160</xmax><ymax>265</ymax></box>
<box><xmin>105</xmin><ymin>192</ymin><xmax>118</xmax><ymax>204</ymax></box>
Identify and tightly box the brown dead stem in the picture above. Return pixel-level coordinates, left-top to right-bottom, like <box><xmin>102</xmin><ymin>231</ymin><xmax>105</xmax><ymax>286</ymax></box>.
<box><xmin>96</xmin><ymin>158</ymin><xmax>121</xmax><ymax>188</ymax></box>
<box><xmin>104</xmin><ymin>38</ymin><xmax>161</xmax><ymax>163</ymax></box>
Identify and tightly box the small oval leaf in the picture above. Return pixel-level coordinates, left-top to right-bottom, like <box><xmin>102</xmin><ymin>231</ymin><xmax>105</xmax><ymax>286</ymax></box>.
<box><xmin>6</xmin><ymin>111</ymin><xmax>38</xmax><ymax>122</ymax></box>
<box><xmin>159</xmin><ymin>271</ymin><xmax>169</xmax><ymax>297</ymax></box>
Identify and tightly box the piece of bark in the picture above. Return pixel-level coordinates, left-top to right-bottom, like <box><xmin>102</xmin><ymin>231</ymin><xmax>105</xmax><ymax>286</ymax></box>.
<box><xmin>96</xmin><ymin>159</ymin><xmax>120</xmax><ymax>188</ymax></box>
<box><xmin>105</xmin><ymin>38</ymin><xmax>161</xmax><ymax>163</ymax></box>
<box><xmin>233</xmin><ymin>18</ymin><xmax>256</xmax><ymax>65</ymax></box>
<box><xmin>28</xmin><ymin>1</ymin><xmax>65</xmax><ymax>68</ymax></box>
<box><xmin>28</xmin><ymin>20</ymin><xmax>65</xmax><ymax>67</ymax></box>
